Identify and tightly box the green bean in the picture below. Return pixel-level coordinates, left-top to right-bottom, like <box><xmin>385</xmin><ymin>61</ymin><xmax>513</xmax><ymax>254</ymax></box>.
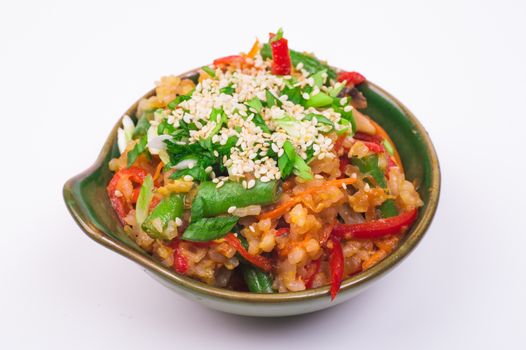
<box><xmin>191</xmin><ymin>180</ymin><xmax>279</xmax><ymax>219</ymax></box>
<box><xmin>142</xmin><ymin>194</ymin><xmax>184</xmax><ymax>240</ymax></box>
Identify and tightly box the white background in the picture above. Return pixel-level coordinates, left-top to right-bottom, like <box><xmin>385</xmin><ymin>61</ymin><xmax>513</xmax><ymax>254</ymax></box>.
<box><xmin>1</xmin><ymin>0</ymin><xmax>525</xmax><ymax>349</ymax></box>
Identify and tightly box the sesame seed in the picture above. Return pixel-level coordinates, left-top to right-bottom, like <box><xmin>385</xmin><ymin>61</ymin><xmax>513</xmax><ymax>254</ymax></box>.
<box><xmin>242</xmin><ymin>180</ymin><xmax>248</xmax><ymax>189</ymax></box>
<box><xmin>175</xmin><ymin>217</ymin><xmax>183</xmax><ymax>226</ymax></box>
<box><xmin>114</xmin><ymin>190</ymin><xmax>123</xmax><ymax>197</ymax></box>
<box><xmin>278</xmin><ymin>149</ymin><xmax>284</xmax><ymax>157</ymax></box>
<box><xmin>296</xmin><ymin>62</ymin><xmax>304</xmax><ymax>70</ymax></box>
<box><xmin>344</xmin><ymin>105</ymin><xmax>353</xmax><ymax>112</ymax></box>
<box><xmin>216</xmin><ymin>181</ymin><xmax>225</xmax><ymax>189</ymax></box>
<box><xmin>205</xmin><ymin>166</ymin><xmax>213</xmax><ymax>173</ymax></box>
<box><xmin>341</xmin><ymin>183</ymin><xmax>347</xmax><ymax>189</ymax></box>
<box><xmin>314</xmin><ymin>174</ymin><xmax>324</xmax><ymax>179</ymax></box>
<box><xmin>249</xmin><ymin>226</ymin><xmax>256</xmax><ymax>232</ymax></box>
<box><xmin>302</xmin><ymin>92</ymin><xmax>310</xmax><ymax>100</ymax></box>
<box><xmin>364</xmin><ymin>183</ymin><xmax>371</xmax><ymax>192</ymax></box>
<box><xmin>183</xmin><ymin>175</ymin><xmax>193</xmax><ymax>182</ymax></box>
<box><xmin>340</xmin><ymin>97</ymin><xmax>348</xmax><ymax>106</ymax></box>
<box><xmin>227</xmin><ymin>206</ymin><xmax>237</xmax><ymax>214</ymax></box>
<box><xmin>213</xmin><ymin>150</ymin><xmax>219</xmax><ymax>157</ymax></box>
<box><xmin>247</xmin><ymin>179</ymin><xmax>256</xmax><ymax>189</ymax></box>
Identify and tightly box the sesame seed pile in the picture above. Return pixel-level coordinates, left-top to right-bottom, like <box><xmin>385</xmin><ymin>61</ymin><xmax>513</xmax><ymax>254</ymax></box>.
<box><xmin>149</xmin><ymin>54</ymin><xmax>351</xmax><ymax>185</ymax></box>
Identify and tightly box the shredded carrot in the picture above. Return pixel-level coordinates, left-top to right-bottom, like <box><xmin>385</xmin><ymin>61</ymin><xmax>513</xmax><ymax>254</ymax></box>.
<box><xmin>153</xmin><ymin>162</ymin><xmax>164</xmax><ymax>182</ymax></box>
<box><xmin>259</xmin><ymin>178</ymin><xmax>357</xmax><ymax>220</ymax></box>
<box><xmin>370</xmin><ymin>120</ymin><xmax>404</xmax><ymax>172</ymax></box>
<box><xmin>245</xmin><ymin>38</ymin><xmax>260</xmax><ymax>59</ymax></box>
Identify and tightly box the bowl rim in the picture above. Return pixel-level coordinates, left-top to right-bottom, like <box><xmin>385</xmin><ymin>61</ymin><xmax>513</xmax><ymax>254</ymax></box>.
<box><xmin>63</xmin><ymin>72</ymin><xmax>440</xmax><ymax>303</ymax></box>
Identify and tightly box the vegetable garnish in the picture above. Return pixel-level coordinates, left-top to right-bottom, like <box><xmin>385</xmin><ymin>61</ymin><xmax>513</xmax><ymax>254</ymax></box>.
<box><xmin>135</xmin><ymin>174</ymin><xmax>154</xmax><ymax>226</ymax></box>
<box><xmin>258</xmin><ymin>178</ymin><xmax>357</xmax><ymax>220</ymax></box>
<box><xmin>106</xmin><ymin>29</ymin><xmax>423</xmax><ymax>298</ymax></box>
<box><xmin>182</xmin><ymin>216</ymin><xmax>239</xmax><ymax>242</ymax></box>
<box><xmin>332</xmin><ymin>209</ymin><xmax>419</xmax><ymax>240</ymax></box>
<box><xmin>269</xmin><ymin>28</ymin><xmax>291</xmax><ymax>75</ymax></box>
<box><xmin>329</xmin><ymin>237</ymin><xmax>344</xmax><ymax>300</ymax></box>
<box><xmin>224</xmin><ymin>234</ymin><xmax>272</xmax><ymax>272</ymax></box>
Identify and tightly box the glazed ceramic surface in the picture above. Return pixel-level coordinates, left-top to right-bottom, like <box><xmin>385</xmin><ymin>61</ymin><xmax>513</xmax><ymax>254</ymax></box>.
<box><xmin>64</xmin><ymin>69</ymin><xmax>440</xmax><ymax>317</ymax></box>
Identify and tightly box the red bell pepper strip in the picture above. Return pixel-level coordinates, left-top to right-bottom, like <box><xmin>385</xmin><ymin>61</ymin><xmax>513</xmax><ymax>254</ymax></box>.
<box><xmin>304</xmin><ymin>258</ymin><xmax>321</xmax><ymax>289</ymax></box>
<box><xmin>339</xmin><ymin>156</ymin><xmax>349</xmax><ymax>177</ymax></box>
<box><xmin>275</xmin><ymin>227</ymin><xmax>289</xmax><ymax>236</ymax></box>
<box><xmin>329</xmin><ymin>237</ymin><xmax>344</xmax><ymax>300</ymax></box>
<box><xmin>107</xmin><ymin>167</ymin><xmax>148</xmax><ymax>224</ymax></box>
<box><xmin>269</xmin><ymin>33</ymin><xmax>291</xmax><ymax>75</ymax></box>
<box><xmin>169</xmin><ymin>240</ymin><xmax>189</xmax><ymax>274</ymax></box>
<box><xmin>225</xmin><ymin>233</ymin><xmax>272</xmax><ymax>272</ymax></box>
<box><xmin>337</xmin><ymin>71</ymin><xmax>366</xmax><ymax>86</ymax></box>
<box><xmin>353</xmin><ymin>132</ymin><xmax>383</xmax><ymax>144</ymax></box>
<box><xmin>213</xmin><ymin>55</ymin><xmax>244</xmax><ymax>68</ymax></box>
<box><xmin>332</xmin><ymin>208</ymin><xmax>418</xmax><ymax>240</ymax></box>
<box><xmin>362</xmin><ymin>141</ymin><xmax>384</xmax><ymax>154</ymax></box>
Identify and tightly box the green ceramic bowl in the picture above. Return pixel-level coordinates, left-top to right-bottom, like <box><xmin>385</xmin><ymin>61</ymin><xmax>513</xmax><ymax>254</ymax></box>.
<box><xmin>64</xmin><ymin>69</ymin><xmax>440</xmax><ymax>317</ymax></box>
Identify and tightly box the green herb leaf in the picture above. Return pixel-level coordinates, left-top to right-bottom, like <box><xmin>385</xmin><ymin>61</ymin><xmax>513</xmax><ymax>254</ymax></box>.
<box><xmin>245</xmin><ymin>97</ymin><xmax>264</xmax><ymax>113</ymax></box>
<box><xmin>293</xmin><ymin>155</ymin><xmax>313</xmax><ymax>180</ymax></box>
<box><xmin>265</xmin><ymin>89</ymin><xmax>281</xmax><ymax>107</ymax></box>
<box><xmin>182</xmin><ymin>216</ymin><xmax>239</xmax><ymax>242</ymax></box>
<box><xmin>208</xmin><ymin>107</ymin><xmax>227</xmax><ymax>138</ymax></box>
<box><xmin>278</xmin><ymin>140</ymin><xmax>296</xmax><ymax>178</ymax></box>
<box><xmin>273</xmin><ymin>115</ymin><xmax>303</xmax><ymax>138</ymax></box>
<box><xmin>269</xmin><ymin>27</ymin><xmax>284</xmax><ymax>43</ymax></box>
<box><xmin>135</xmin><ymin>175</ymin><xmax>154</xmax><ymax>226</ymax></box>
<box><xmin>133</xmin><ymin>111</ymin><xmax>153</xmax><ymax>138</ymax></box>
<box><xmin>170</xmin><ymin>166</ymin><xmax>208</xmax><ymax>182</ymax></box>
<box><xmin>219</xmin><ymin>84</ymin><xmax>235</xmax><ymax>95</ymax></box>
<box><xmin>281</xmin><ymin>85</ymin><xmax>304</xmax><ymax>105</ymax></box>
<box><xmin>304</xmin><ymin>113</ymin><xmax>334</xmax><ymax>131</ymax></box>
<box><xmin>201</xmin><ymin>66</ymin><xmax>216</xmax><ymax>78</ymax></box>
<box><xmin>327</xmin><ymin>82</ymin><xmax>345</xmax><ymax>97</ymax></box>
<box><xmin>252</xmin><ymin>114</ymin><xmax>271</xmax><ymax>134</ymax></box>
<box><xmin>336</xmin><ymin>107</ymin><xmax>356</xmax><ymax>135</ymax></box>
<box><xmin>310</xmin><ymin>69</ymin><xmax>326</xmax><ymax>87</ymax></box>
<box><xmin>167</xmin><ymin>90</ymin><xmax>194</xmax><ymax>110</ymax></box>
<box><xmin>304</xmin><ymin>92</ymin><xmax>333</xmax><ymax>108</ymax></box>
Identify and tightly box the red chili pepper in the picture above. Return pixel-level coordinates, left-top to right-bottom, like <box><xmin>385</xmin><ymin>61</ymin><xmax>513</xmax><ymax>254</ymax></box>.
<box><xmin>304</xmin><ymin>258</ymin><xmax>321</xmax><ymax>289</ymax></box>
<box><xmin>362</xmin><ymin>141</ymin><xmax>384</xmax><ymax>153</ymax></box>
<box><xmin>275</xmin><ymin>227</ymin><xmax>289</xmax><ymax>236</ymax></box>
<box><xmin>353</xmin><ymin>132</ymin><xmax>383</xmax><ymax>144</ymax></box>
<box><xmin>329</xmin><ymin>237</ymin><xmax>344</xmax><ymax>300</ymax></box>
<box><xmin>213</xmin><ymin>55</ymin><xmax>244</xmax><ymax>68</ymax></box>
<box><xmin>333</xmin><ymin>208</ymin><xmax>418</xmax><ymax>240</ymax></box>
<box><xmin>224</xmin><ymin>233</ymin><xmax>272</xmax><ymax>272</ymax></box>
<box><xmin>106</xmin><ymin>167</ymin><xmax>148</xmax><ymax>224</ymax></box>
<box><xmin>339</xmin><ymin>156</ymin><xmax>349</xmax><ymax>178</ymax></box>
<box><xmin>269</xmin><ymin>33</ymin><xmax>291</xmax><ymax>75</ymax></box>
<box><xmin>170</xmin><ymin>240</ymin><xmax>189</xmax><ymax>274</ymax></box>
<box><xmin>337</xmin><ymin>71</ymin><xmax>366</xmax><ymax>86</ymax></box>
